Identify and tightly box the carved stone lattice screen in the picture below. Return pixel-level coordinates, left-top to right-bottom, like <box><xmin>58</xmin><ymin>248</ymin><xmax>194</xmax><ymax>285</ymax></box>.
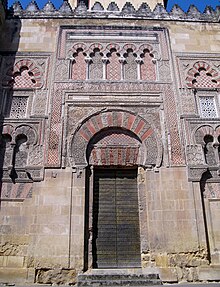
<box><xmin>10</xmin><ymin>96</ymin><xmax>28</xmax><ymax>118</ymax></box>
<box><xmin>199</xmin><ymin>96</ymin><xmax>218</xmax><ymax>118</ymax></box>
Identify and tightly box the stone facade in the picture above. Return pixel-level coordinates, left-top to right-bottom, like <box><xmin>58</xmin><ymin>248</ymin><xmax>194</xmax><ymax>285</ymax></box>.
<box><xmin>0</xmin><ymin>0</ymin><xmax>220</xmax><ymax>284</ymax></box>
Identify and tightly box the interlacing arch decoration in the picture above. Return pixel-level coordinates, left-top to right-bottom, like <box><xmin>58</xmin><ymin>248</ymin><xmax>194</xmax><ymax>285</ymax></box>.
<box><xmin>105</xmin><ymin>43</ymin><xmax>121</xmax><ymax>80</ymax></box>
<box><xmin>1</xmin><ymin>124</ymin><xmax>14</xmax><ymax>137</ymax></box>
<box><xmin>106</xmin><ymin>48</ymin><xmax>121</xmax><ymax>80</ymax></box>
<box><xmin>139</xmin><ymin>45</ymin><xmax>157</xmax><ymax>81</ymax></box>
<box><xmin>70</xmin><ymin>110</ymin><xmax>162</xmax><ymax>168</ymax></box>
<box><xmin>89</xmin><ymin>47</ymin><xmax>104</xmax><ymax>80</ymax></box>
<box><xmin>0</xmin><ymin>124</ymin><xmax>37</xmax><ymax>171</ymax></box>
<box><xmin>186</xmin><ymin>61</ymin><xmax>220</xmax><ymax>88</ymax></box>
<box><xmin>14</xmin><ymin>125</ymin><xmax>37</xmax><ymax>146</ymax></box>
<box><xmin>194</xmin><ymin>125</ymin><xmax>220</xmax><ymax>166</ymax></box>
<box><xmin>0</xmin><ymin>124</ymin><xmax>37</xmax><ymax>147</ymax></box>
<box><xmin>69</xmin><ymin>42</ymin><xmax>157</xmax><ymax>81</ymax></box>
<box><xmin>88</xmin><ymin>43</ymin><xmax>104</xmax><ymax>54</ymax></box>
<box><xmin>121</xmin><ymin>43</ymin><xmax>137</xmax><ymax>54</ymax></box>
<box><xmin>71</xmin><ymin>48</ymin><xmax>87</xmax><ymax>80</ymax></box>
<box><xmin>2</xmin><ymin>59</ymin><xmax>43</xmax><ymax>89</ymax></box>
<box><xmin>70</xmin><ymin>42</ymin><xmax>87</xmax><ymax>55</ymax></box>
<box><xmin>105</xmin><ymin>43</ymin><xmax>121</xmax><ymax>53</ymax></box>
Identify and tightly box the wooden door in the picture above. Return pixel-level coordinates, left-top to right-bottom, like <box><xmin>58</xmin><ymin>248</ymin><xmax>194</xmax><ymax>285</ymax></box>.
<box><xmin>93</xmin><ymin>168</ymin><xmax>141</xmax><ymax>268</ymax></box>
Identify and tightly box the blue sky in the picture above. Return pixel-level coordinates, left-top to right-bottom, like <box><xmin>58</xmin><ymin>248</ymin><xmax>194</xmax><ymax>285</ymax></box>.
<box><xmin>8</xmin><ymin>0</ymin><xmax>220</xmax><ymax>11</ymax></box>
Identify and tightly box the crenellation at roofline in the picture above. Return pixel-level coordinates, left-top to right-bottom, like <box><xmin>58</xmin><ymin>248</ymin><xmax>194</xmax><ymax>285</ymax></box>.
<box><xmin>7</xmin><ymin>0</ymin><xmax>220</xmax><ymax>22</ymax></box>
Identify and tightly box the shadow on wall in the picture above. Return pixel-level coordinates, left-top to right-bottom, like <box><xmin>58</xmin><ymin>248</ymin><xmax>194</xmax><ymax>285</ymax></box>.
<box><xmin>0</xmin><ymin>7</ymin><xmax>21</xmax><ymax>204</ymax></box>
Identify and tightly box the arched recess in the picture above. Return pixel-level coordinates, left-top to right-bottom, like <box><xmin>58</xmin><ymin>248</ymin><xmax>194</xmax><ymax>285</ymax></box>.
<box><xmin>70</xmin><ymin>110</ymin><xmax>162</xmax><ymax>270</ymax></box>
<box><xmin>86</xmin><ymin>128</ymin><xmax>142</xmax><ymax>166</ymax></box>
<box><xmin>70</xmin><ymin>109</ymin><xmax>162</xmax><ymax>168</ymax></box>
<box><xmin>2</xmin><ymin>59</ymin><xmax>43</xmax><ymax>89</ymax></box>
<box><xmin>186</xmin><ymin>61</ymin><xmax>220</xmax><ymax>88</ymax></box>
<box><xmin>70</xmin><ymin>109</ymin><xmax>163</xmax><ymax>270</ymax></box>
<box><xmin>194</xmin><ymin>125</ymin><xmax>216</xmax><ymax>166</ymax></box>
<box><xmin>14</xmin><ymin>124</ymin><xmax>37</xmax><ymax>146</ymax></box>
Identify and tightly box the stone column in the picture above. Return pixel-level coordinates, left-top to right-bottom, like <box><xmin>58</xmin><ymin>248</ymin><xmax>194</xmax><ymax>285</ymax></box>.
<box><xmin>102</xmin><ymin>55</ymin><xmax>108</xmax><ymax>80</ymax></box>
<box><xmin>135</xmin><ymin>56</ymin><xmax>142</xmax><ymax>81</ymax></box>
<box><xmin>85</xmin><ymin>56</ymin><xmax>92</xmax><ymax>80</ymax></box>
<box><xmin>68</xmin><ymin>56</ymin><xmax>75</xmax><ymax>79</ymax></box>
<box><xmin>119</xmin><ymin>55</ymin><xmax>126</xmax><ymax>80</ymax></box>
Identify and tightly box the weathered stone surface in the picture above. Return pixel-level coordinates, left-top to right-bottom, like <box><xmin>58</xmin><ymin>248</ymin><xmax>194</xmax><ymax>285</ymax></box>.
<box><xmin>77</xmin><ymin>270</ymin><xmax>162</xmax><ymax>287</ymax></box>
<box><xmin>159</xmin><ymin>268</ymin><xmax>178</xmax><ymax>283</ymax></box>
<box><xmin>35</xmin><ymin>268</ymin><xmax>77</xmax><ymax>285</ymax></box>
<box><xmin>155</xmin><ymin>253</ymin><xmax>169</xmax><ymax>268</ymax></box>
<box><xmin>5</xmin><ymin>256</ymin><xmax>24</xmax><ymax>268</ymax></box>
<box><xmin>0</xmin><ymin>268</ymin><xmax>27</xmax><ymax>283</ymax></box>
<box><xmin>1</xmin><ymin>0</ymin><xmax>220</xmax><ymax>285</ymax></box>
<box><xmin>198</xmin><ymin>266</ymin><xmax>220</xmax><ymax>281</ymax></box>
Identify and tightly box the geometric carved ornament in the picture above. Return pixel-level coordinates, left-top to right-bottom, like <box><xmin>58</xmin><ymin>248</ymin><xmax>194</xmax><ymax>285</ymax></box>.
<box><xmin>186</xmin><ymin>61</ymin><xmax>220</xmax><ymax>88</ymax></box>
<box><xmin>2</xmin><ymin>59</ymin><xmax>43</xmax><ymax>88</ymax></box>
<box><xmin>70</xmin><ymin>43</ymin><xmax>157</xmax><ymax>81</ymax></box>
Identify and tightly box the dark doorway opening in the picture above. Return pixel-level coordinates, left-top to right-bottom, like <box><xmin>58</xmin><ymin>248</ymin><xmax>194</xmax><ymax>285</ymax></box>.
<box><xmin>92</xmin><ymin>168</ymin><xmax>141</xmax><ymax>268</ymax></box>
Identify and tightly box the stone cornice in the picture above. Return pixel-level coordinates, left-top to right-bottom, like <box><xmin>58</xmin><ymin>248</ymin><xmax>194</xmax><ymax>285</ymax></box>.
<box><xmin>7</xmin><ymin>0</ymin><xmax>220</xmax><ymax>22</ymax></box>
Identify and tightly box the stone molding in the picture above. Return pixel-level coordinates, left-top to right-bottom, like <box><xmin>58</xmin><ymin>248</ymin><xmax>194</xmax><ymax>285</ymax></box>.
<box><xmin>8</xmin><ymin>1</ymin><xmax>220</xmax><ymax>22</ymax></box>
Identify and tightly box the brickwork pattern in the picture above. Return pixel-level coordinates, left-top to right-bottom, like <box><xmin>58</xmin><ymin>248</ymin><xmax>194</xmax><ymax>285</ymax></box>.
<box><xmin>163</xmin><ymin>85</ymin><xmax>184</xmax><ymax>165</ymax></box>
<box><xmin>47</xmin><ymin>28</ymin><xmax>182</xmax><ymax>166</ymax></box>
<box><xmin>47</xmin><ymin>87</ymin><xmax>62</xmax><ymax>166</ymax></box>
<box><xmin>124</xmin><ymin>50</ymin><xmax>137</xmax><ymax>80</ymax></box>
<box><xmin>72</xmin><ymin>50</ymin><xmax>86</xmax><ymax>80</ymax></box>
<box><xmin>89</xmin><ymin>49</ymin><xmax>103</xmax><ymax>80</ymax></box>
<box><xmin>140</xmin><ymin>51</ymin><xmax>156</xmax><ymax>81</ymax></box>
<box><xmin>106</xmin><ymin>50</ymin><xmax>121</xmax><ymax>81</ymax></box>
<box><xmin>3</xmin><ymin>59</ymin><xmax>43</xmax><ymax>89</ymax></box>
<box><xmin>186</xmin><ymin>61</ymin><xmax>220</xmax><ymax>88</ymax></box>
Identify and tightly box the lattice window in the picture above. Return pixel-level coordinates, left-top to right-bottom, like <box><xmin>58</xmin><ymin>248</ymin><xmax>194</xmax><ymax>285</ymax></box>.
<box><xmin>72</xmin><ymin>49</ymin><xmax>86</xmax><ymax>80</ymax></box>
<box><xmin>10</xmin><ymin>96</ymin><xmax>28</xmax><ymax>118</ymax></box>
<box><xmin>199</xmin><ymin>96</ymin><xmax>218</xmax><ymax>118</ymax></box>
<box><xmin>89</xmin><ymin>49</ymin><xmax>103</xmax><ymax>80</ymax></box>
<box><xmin>106</xmin><ymin>50</ymin><xmax>121</xmax><ymax>81</ymax></box>
<box><xmin>124</xmin><ymin>49</ymin><xmax>137</xmax><ymax>81</ymax></box>
<box><xmin>140</xmin><ymin>50</ymin><xmax>156</xmax><ymax>81</ymax></box>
